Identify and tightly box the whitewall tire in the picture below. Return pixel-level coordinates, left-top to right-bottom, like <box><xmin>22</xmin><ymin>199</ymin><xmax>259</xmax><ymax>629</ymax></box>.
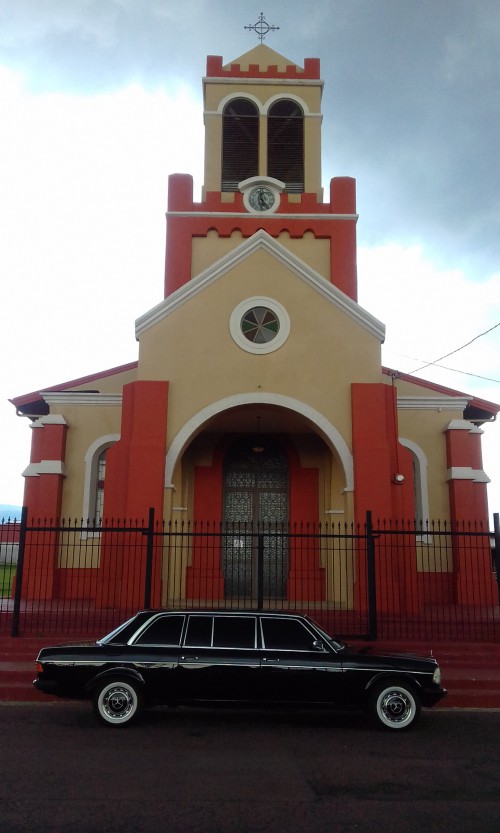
<box><xmin>369</xmin><ymin>681</ymin><xmax>420</xmax><ymax>730</ymax></box>
<box><xmin>93</xmin><ymin>679</ymin><xmax>143</xmax><ymax>727</ymax></box>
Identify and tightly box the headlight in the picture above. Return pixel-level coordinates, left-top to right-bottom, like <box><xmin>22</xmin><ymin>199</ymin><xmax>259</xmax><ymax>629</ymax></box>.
<box><xmin>433</xmin><ymin>666</ymin><xmax>441</xmax><ymax>685</ymax></box>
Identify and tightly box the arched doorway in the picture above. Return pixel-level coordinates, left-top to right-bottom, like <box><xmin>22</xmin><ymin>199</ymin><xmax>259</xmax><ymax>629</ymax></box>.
<box><xmin>222</xmin><ymin>438</ymin><xmax>289</xmax><ymax>600</ymax></box>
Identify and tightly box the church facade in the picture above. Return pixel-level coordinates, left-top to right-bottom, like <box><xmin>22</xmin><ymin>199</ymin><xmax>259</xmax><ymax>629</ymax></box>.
<box><xmin>10</xmin><ymin>46</ymin><xmax>499</xmax><ymax>614</ymax></box>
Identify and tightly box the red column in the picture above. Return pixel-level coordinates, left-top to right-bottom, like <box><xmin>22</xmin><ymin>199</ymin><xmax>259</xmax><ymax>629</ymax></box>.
<box><xmin>164</xmin><ymin>174</ymin><xmax>194</xmax><ymax>296</ymax></box>
<box><xmin>96</xmin><ymin>381</ymin><xmax>169</xmax><ymax>610</ymax></box>
<box><xmin>445</xmin><ymin>420</ymin><xmax>490</xmax><ymax>523</ymax></box>
<box><xmin>351</xmin><ymin>384</ymin><xmax>418</xmax><ymax>613</ymax></box>
<box><xmin>287</xmin><ymin>461</ymin><xmax>325</xmax><ymax>602</ymax></box>
<box><xmin>186</xmin><ymin>457</ymin><xmax>225</xmax><ymax>601</ymax></box>
<box><xmin>445</xmin><ymin>420</ymin><xmax>494</xmax><ymax>606</ymax></box>
<box><xmin>21</xmin><ymin>415</ymin><xmax>68</xmax><ymax>599</ymax></box>
<box><xmin>329</xmin><ymin>177</ymin><xmax>358</xmax><ymax>301</ymax></box>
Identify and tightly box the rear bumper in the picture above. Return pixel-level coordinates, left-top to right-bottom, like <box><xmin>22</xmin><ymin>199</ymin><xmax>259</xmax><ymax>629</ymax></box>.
<box><xmin>33</xmin><ymin>678</ymin><xmax>65</xmax><ymax>696</ymax></box>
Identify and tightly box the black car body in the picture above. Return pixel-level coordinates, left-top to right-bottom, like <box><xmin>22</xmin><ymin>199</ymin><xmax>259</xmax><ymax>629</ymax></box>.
<box><xmin>34</xmin><ymin>610</ymin><xmax>446</xmax><ymax>729</ymax></box>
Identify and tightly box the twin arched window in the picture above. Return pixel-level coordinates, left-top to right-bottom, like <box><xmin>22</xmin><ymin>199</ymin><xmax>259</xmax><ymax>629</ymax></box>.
<box><xmin>221</xmin><ymin>98</ymin><xmax>304</xmax><ymax>193</ymax></box>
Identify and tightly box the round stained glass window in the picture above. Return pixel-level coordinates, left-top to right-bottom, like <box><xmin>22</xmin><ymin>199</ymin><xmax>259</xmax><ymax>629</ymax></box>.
<box><xmin>241</xmin><ymin>307</ymin><xmax>280</xmax><ymax>344</ymax></box>
<box><xmin>230</xmin><ymin>297</ymin><xmax>290</xmax><ymax>354</ymax></box>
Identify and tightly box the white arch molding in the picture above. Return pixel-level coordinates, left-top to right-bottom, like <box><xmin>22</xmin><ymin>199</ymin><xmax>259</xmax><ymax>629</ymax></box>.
<box><xmin>82</xmin><ymin>433</ymin><xmax>120</xmax><ymax>526</ymax></box>
<box><xmin>214</xmin><ymin>92</ymin><xmax>311</xmax><ymax>117</ymax></box>
<box><xmin>164</xmin><ymin>393</ymin><xmax>354</xmax><ymax>491</ymax></box>
<box><xmin>399</xmin><ymin>437</ymin><xmax>430</xmax><ymax>524</ymax></box>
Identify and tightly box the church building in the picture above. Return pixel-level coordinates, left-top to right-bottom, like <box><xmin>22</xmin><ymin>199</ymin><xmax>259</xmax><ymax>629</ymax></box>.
<box><xmin>10</xmin><ymin>45</ymin><xmax>499</xmax><ymax>614</ymax></box>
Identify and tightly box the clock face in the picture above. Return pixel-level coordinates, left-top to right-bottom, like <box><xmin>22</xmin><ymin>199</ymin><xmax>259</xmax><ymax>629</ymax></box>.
<box><xmin>249</xmin><ymin>186</ymin><xmax>275</xmax><ymax>212</ymax></box>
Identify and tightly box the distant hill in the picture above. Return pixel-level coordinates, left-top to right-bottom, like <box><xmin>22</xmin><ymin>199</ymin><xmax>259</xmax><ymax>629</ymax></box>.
<box><xmin>0</xmin><ymin>504</ymin><xmax>22</xmax><ymax>521</ymax></box>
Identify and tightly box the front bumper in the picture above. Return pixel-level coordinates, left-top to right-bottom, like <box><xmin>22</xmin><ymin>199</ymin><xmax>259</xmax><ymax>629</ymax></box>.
<box><xmin>421</xmin><ymin>686</ymin><xmax>447</xmax><ymax>707</ymax></box>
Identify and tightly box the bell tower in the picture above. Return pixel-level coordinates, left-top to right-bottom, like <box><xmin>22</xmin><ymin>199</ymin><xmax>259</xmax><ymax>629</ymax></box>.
<box><xmin>164</xmin><ymin>46</ymin><xmax>358</xmax><ymax>302</ymax></box>
<box><xmin>202</xmin><ymin>45</ymin><xmax>323</xmax><ymax>198</ymax></box>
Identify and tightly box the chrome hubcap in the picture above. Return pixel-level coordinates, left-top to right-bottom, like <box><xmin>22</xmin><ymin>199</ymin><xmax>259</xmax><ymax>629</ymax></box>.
<box><xmin>102</xmin><ymin>686</ymin><xmax>135</xmax><ymax>720</ymax></box>
<box><xmin>380</xmin><ymin>690</ymin><xmax>413</xmax><ymax>724</ymax></box>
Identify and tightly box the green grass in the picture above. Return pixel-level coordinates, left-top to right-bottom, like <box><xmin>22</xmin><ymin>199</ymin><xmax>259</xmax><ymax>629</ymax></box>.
<box><xmin>0</xmin><ymin>565</ymin><xmax>16</xmax><ymax>598</ymax></box>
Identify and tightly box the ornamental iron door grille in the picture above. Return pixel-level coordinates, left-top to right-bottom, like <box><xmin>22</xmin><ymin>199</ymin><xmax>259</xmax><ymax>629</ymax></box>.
<box><xmin>222</xmin><ymin>440</ymin><xmax>289</xmax><ymax>599</ymax></box>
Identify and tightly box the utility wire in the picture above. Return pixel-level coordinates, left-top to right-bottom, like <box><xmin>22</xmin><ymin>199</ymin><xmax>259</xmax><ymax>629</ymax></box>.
<box><xmin>388</xmin><ymin>353</ymin><xmax>500</xmax><ymax>384</ymax></box>
<box><xmin>407</xmin><ymin>321</ymin><xmax>500</xmax><ymax>375</ymax></box>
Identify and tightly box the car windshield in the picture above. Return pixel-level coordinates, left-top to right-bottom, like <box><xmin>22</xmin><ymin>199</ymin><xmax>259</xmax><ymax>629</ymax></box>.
<box><xmin>306</xmin><ymin>618</ymin><xmax>346</xmax><ymax>652</ymax></box>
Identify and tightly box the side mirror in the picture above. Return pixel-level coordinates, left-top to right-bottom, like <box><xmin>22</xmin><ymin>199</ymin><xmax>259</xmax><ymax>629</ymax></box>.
<box><xmin>312</xmin><ymin>639</ymin><xmax>325</xmax><ymax>652</ymax></box>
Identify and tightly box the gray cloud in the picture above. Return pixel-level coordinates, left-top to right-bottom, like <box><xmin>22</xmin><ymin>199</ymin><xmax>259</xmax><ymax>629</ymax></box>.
<box><xmin>1</xmin><ymin>0</ymin><xmax>499</xmax><ymax>272</ymax></box>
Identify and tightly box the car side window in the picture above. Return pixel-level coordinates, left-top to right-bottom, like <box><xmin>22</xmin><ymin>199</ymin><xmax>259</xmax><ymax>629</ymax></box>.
<box><xmin>134</xmin><ymin>615</ymin><xmax>185</xmax><ymax>646</ymax></box>
<box><xmin>212</xmin><ymin>616</ymin><xmax>256</xmax><ymax>649</ymax></box>
<box><xmin>184</xmin><ymin>615</ymin><xmax>213</xmax><ymax>647</ymax></box>
<box><xmin>261</xmin><ymin>618</ymin><xmax>316</xmax><ymax>651</ymax></box>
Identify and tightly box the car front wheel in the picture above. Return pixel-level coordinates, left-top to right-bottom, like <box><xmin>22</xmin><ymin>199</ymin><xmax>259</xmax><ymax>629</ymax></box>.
<box><xmin>369</xmin><ymin>681</ymin><xmax>420</xmax><ymax>730</ymax></box>
<box><xmin>93</xmin><ymin>679</ymin><xmax>143</xmax><ymax>727</ymax></box>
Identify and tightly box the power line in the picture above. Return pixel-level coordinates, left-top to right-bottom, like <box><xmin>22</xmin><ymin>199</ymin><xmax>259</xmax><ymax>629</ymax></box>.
<box><xmin>407</xmin><ymin>321</ymin><xmax>500</xmax><ymax>375</ymax></box>
<box><xmin>392</xmin><ymin>355</ymin><xmax>500</xmax><ymax>384</ymax></box>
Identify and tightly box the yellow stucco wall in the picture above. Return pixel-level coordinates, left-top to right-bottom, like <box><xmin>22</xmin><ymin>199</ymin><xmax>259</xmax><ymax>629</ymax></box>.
<box><xmin>47</xmin><ymin>365</ymin><xmax>137</xmax><ymax>519</ymax></box>
<box><xmin>382</xmin><ymin>375</ymin><xmax>470</xmax><ymax>521</ymax></box>
<box><xmin>137</xmin><ymin>247</ymin><xmax>382</xmax><ymax>449</ymax></box>
<box><xmin>191</xmin><ymin>230</ymin><xmax>331</xmax><ymax>281</ymax></box>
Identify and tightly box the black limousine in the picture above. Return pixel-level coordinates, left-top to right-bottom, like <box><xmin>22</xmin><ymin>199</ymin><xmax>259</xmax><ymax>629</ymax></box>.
<box><xmin>34</xmin><ymin>610</ymin><xmax>446</xmax><ymax>729</ymax></box>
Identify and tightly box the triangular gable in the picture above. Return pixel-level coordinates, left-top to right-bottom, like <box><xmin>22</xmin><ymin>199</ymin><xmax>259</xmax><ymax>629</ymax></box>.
<box><xmin>223</xmin><ymin>44</ymin><xmax>302</xmax><ymax>73</ymax></box>
<box><xmin>135</xmin><ymin>229</ymin><xmax>386</xmax><ymax>342</ymax></box>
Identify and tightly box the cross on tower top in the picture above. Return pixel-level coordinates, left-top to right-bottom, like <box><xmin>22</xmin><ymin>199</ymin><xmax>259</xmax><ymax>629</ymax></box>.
<box><xmin>244</xmin><ymin>12</ymin><xmax>279</xmax><ymax>42</ymax></box>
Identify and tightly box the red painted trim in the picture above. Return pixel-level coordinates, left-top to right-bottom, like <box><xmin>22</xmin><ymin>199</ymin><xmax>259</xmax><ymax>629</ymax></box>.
<box><xmin>382</xmin><ymin>366</ymin><xmax>500</xmax><ymax>415</ymax></box>
<box><xmin>164</xmin><ymin>174</ymin><xmax>358</xmax><ymax>299</ymax></box>
<box><xmin>206</xmin><ymin>55</ymin><xmax>320</xmax><ymax>80</ymax></box>
<box><xmin>10</xmin><ymin>362</ymin><xmax>138</xmax><ymax>409</ymax></box>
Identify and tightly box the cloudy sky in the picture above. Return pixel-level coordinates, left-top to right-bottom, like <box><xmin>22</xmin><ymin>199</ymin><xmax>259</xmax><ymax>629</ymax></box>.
<box><xmin>1</xmin><ymin>0</ymin><xmax>500</xmax><ymax>516</ymax></box>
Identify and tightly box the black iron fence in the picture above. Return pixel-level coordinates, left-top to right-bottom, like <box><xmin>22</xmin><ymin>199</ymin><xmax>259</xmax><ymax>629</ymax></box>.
<box><xmin>1</xmin><ymin>509</ymin><xmax>499</xmax><ymax>641</ymax></box>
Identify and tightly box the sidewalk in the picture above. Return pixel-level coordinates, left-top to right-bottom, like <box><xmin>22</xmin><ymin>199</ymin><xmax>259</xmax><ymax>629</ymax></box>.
<box><xmin>0</xmin><ymin>635</ymin><xmax>499</xmax><ymax>707</ymax></box>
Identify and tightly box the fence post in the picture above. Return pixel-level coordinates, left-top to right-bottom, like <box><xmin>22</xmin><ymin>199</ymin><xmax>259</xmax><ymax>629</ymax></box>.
<box><xmin>257</xmin><ymin>532</ymin><xmax>264</xmax><ymax>610</ymax></box>
<box><xmin>493</xmin><ymin>514</ymin><xmax>500</xmax><ymax>610</ymax></box>
<box><xmin>11</xmin><ymin>506</ymin><xmax>28</xmax><ymax>637</ymax></box>
<box><xmin>366</xmin><ymin>511</ymin><xmax>378</xmax><ymax>640</ymax></box>
<box><xmin>144</xmin><ymin>507</ymin><xmax>155</xmax><ymax>610</ymax></box>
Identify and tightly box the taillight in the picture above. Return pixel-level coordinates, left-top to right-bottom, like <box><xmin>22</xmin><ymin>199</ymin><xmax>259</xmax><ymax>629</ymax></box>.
<box><xmin>35</xmin><ymin>662</ymin><xmax>43</xmax><ymax>673</ymax></box>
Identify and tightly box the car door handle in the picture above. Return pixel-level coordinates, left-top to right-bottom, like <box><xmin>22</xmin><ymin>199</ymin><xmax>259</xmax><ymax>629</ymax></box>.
<box><xmin>180</xmin><ymin>656</ymin><xmax>199</xmax><ymax>661</ymax></box>
<box><xmin>262</xmin><ymin>657</ymin><xmax>280</xmax><ymax>663</ymax></box>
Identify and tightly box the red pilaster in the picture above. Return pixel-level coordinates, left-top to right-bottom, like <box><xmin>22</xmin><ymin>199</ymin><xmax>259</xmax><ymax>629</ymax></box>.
<box><xmin>351</xmin><ymin>384</ymin><xmax>418</xmax><ymax>613</ymax></box>
<box><xmin>330</xmin><ymin>177</ymin><xmax>358</xmax><ymax>301</ymax></box>
<box><xmin>186</xmin><ymin>456</ymin><xmax>225</xmax><ymax>601</ymax></box>
<box><xmin>165</xmin><ymin>174</ymin><xmax>195</xmax><ymax>296</ymax></box>
<box><xmin>96</xmin><ymin>381</ymin><xmax>169</xmax><ymax>610</ymax></box>
<box><xmin>21</xmin><ymin>416</ymin><xmax>68</xmax><ymax>599</ymax></box>
<box><xmin>445</xmin><ymin>420</ymin><xmax>494</xmax><ymax>606</ymax></box>
<box><xmin>445</xmin><ymin>421</ymin><xmax>490</xmax><ymax>523</ymax></box>
<box><xmin>287</xmin><ymin>458</ymin><xmax>324</xmax><ymax>601</ymax></box>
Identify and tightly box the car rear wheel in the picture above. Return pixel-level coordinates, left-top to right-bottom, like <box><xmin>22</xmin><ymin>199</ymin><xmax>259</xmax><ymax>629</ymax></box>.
<box><xmin>369</xmin><ymin>681</ymin><xmax>420</xmax><ymax>730</ymax></box>
<box><xmin>93</xmin><ymin>679</ymin><xmax>143</xmax><ymax>726</ymax></box>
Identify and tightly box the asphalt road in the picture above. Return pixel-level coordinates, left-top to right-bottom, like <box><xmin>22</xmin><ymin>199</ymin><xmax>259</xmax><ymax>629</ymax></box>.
<box><xmin>0</xmin><ymin>703</ymin><xmax>499</xmax><ymax>833</ymax></box>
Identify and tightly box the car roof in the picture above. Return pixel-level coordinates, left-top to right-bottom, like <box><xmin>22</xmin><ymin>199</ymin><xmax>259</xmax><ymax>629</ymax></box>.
<box><xmin>136</xmin><ymin>609</ymin><xmax>307</xmax><ymax>617</ymax></box>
